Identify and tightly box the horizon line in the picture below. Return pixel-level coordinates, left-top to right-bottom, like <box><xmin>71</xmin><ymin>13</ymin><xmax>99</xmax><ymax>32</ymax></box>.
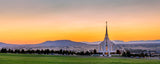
<box><xmin>1</xmin><ymin>39</ymin><xmax>160</xmax><ymax>45</ymax></box>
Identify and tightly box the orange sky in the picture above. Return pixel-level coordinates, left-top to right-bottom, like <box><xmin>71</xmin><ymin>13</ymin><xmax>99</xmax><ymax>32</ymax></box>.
<box><xmin>0</xmin><ymin>0</ymin><xmax>160</xmax><ymax>44</ymax></box>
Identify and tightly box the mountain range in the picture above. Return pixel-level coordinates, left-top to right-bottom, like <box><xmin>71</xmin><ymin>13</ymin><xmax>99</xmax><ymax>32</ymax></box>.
<box><xmin>0</xmin><ymin>40</ymin><xmax>160</xmax><ymax>52</ymax></box>
<box><xmin>0</xmin><ymin>40</ymin><xmax>98</xmax><ymax>51</ymax></box>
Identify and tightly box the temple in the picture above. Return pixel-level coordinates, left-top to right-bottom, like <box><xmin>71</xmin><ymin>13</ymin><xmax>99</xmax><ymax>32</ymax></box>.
<box><xmin>98</xmin><ymin>22</ymin><xmax>117</xmax><ymax>57</ymax></box>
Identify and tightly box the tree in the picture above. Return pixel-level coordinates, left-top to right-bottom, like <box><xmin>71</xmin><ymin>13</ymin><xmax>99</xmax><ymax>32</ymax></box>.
<box><xmin>15</xmin><ymin>49</ymin><xmax>20</xmax><ymax>53</ymax></box>
<box><xmin>26</xmin><ymin>49</ymin><xmax>31</xmax><ymax>54</ymax></box>
<box><xmin>1</xmin><ymin>48</ymin><xmax>7</xmax><ymax>53</ymax></box>
<box><xmin>44</xmin><ymin>49</ymin><xmax>50</xmax><ymax>54</ymax></box>
<box><xmin>116</xmin><ymin>50</ymin><xmax>121</xmax><ymax>54</ymax></box>
<box><xmin>40</xmin><ymin>49</ymin><xmax>44</xmax><ymax>54</ymax></box>
<box><xmin>126</xmin><ymin>50</ymin><xmax>131</xmax><ymax>57</ymax></box>
<box><xmin>140</xmin><ymin>52</ymin><xmax>145</xmax><ymax>57</ymax></box>
<box><xmin>59</xmin><ymin>49</ymin><xmax>63</xmax><ymax>54</ymax></box>
<box><xmin>93</xmin><ymin>49</ymin><xmax>97</xmax><ymax>54</ymax></box>
<box><xmin>21</xmin><ymin>49</ymin><xmax>25</xmax><ymax>54</ymax></box>
<box><xmin>8</xmin><ymin>49</ymin><xmax>12</xmax><ymax>53</ymax></box>
<box><xmin>122</xmin><ymin>52</ymin><xmax>126</xmax><ymax>57</ymax></box>
<box><xmin>31</xmin><ymin>50</ymin><xmax>35</xmax><ymax>54</ymax></box>
<box><xmin>85</xmin><ymin>51</ymin><xmax>90</xmax><ymax>55</ymax></box>
<box><xmin>36</xmin><ymin>49</ymin><xmax>41</xmax><ymax>54</ymax></box>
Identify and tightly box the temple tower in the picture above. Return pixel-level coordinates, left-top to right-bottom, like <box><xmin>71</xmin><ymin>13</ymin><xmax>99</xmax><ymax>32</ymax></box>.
<box><xmin>98</xmin><ymin>21</ymin><xmax>112</xmax><ymax>57</ymax></box>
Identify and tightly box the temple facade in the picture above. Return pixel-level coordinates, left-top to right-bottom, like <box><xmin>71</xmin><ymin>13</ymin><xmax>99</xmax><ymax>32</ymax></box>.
<box><xmin>98</xmin><ymin>22</ymin><xmax>117</xmax><ymax>57</ymax></box>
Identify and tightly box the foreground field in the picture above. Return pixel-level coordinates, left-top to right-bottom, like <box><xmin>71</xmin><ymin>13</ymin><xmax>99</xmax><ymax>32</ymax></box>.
<box><xmin>0</xmin><ymin>53</ymin><xmax>160</xmax><ymax>64</ymax></box>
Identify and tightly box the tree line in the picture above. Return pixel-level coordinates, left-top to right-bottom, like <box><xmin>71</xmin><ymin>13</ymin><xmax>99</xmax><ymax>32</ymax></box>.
<box><xmin>122</xmin><ymin>50</ymin><xmax>157</xmax><ymax>57</ymax></box>
<box><xmin>0</xmin><ymin>48</ymin><xmax>98</xmax><ymax>55</ymax></box>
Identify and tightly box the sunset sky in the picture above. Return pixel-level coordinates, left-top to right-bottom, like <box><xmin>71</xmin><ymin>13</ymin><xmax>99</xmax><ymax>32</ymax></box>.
<box><xmin>0</xmin><ymin>0</ymin><xmax>160</xmax><ymax>44</ymax></box>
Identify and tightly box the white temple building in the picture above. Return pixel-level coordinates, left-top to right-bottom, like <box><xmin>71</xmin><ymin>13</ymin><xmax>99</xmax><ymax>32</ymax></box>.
<box><xmin>98</xmin><ymin>22</ymin><xmax>120</xmax><ymax>57</ymax></box>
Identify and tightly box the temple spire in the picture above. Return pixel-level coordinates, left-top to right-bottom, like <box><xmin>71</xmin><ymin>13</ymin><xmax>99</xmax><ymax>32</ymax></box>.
<box><xmin>105</xmin><ymin>21</ymin><xmax>109</xmax><ymax>39</ymax></box>
<box><xmin>106</xmin><ymin>21</ymin><xmax>111</xmax><ymax>57</ymax></box>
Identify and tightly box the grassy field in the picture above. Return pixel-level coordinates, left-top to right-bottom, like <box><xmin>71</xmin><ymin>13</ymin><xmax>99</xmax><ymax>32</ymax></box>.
<box><xmin>0</xmin><ymin>53</ymin><xmax>160</xmax><ymax>64</ymax></box>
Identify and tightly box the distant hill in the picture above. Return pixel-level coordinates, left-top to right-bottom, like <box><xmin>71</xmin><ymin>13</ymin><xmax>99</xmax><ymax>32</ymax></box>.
<box><xmin>38</xmin><ymin>40</ymin><xmax>87</xmax><ymax>46</ymax></box>
<box><xmin>0</xmin><ymin>40</ymin><xmax>98</xmax><ymax>51</ymax></box>
<box><xmin>0</xmin><ymin>42</ymin><xmax>12</xmax><ymax>47</ymax></box>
